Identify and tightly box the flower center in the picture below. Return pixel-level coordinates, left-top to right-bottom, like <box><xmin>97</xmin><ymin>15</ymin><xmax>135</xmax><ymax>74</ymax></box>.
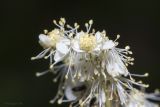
<box><xmin>79</xmin><ymin>34</ymin><xmax>96</xmax><ymax>52</ymax></box>
<box><xmin>48</xmin><ymin>29</ymin><xmax>61</xmax><ymax>47</ymax></box>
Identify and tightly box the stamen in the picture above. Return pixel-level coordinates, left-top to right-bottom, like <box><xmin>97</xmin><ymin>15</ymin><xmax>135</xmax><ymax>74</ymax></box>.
<box><xmin>85</xmin><ymin>23</ymin><xmax>89</xmax><ymax>31</ymax></box>
<box><xmin>36</xmin><ymin>70</ymin><xmax>50</xmax><ymax>77</ymax></box>
<box><xmin>31</xmin><ymin>48</ymin><xmax>50</xmax><ymax>60</ymax></box>
<box><xmin>109</xmin><ymin>84</ymin><xmax>114</xmax><ymax>100</ymax></box>
<box><xmin>44</xmin><ymin>29</ymin><xmax>48</xmax><ymax>34</ymax></box>
<box><xmin>117</xmin><ymin>80</ymin><xmax>133</xmax><ymax>90</ymax></box>
<box><xmin>53</xmin><ymin>19</ymin><xmax>62</xmax><ymax>28</ymax></box>
<box><xmin>66</xmin><ymin>24</ymin><xmax>72</xmax><ymax>29</ymax></box>
<box><xmin>114</xmin><ymin>34</ymin><xmax>120</xmax><ymax>42</ymax></box>
<box><xmin>57</xmin><ymin>98</ymin><xmax>62</xmax><ymax>104</ymax></box>
<box><xmin>125</xmin><ymin>46</ymin><xmax>130</xmax><ymax>50</ymax></box>
<box><xmin>87</xmin><ymin>20</ymin><xmax>93</xmax><ymax>33</ymax></box>
<box><xmin>125</xmin><ymin>78</ymin><xmax>149</xmax><ymax>88</ymax></box>
<box><xmin>130</xmin><ymin>73</ymin><xmax>149</xmax><ymax>77</ymax></box>
<box><xmin>44</xmin><ymin>50</ymin><xmax>55</xmax><ymax>59</ymax></box>
<box><xmin>60</xmin><ymin>18</ymin><xmax>66</xmax><ymax>24</ymax></box>
<box><xmin>53</xmin><ymin>72</ymin><xmax>62</xmax><ymax>83</ymax></box>
<box><xmin>50</xmin><ymin>95</ymin><xmax>59</xmax><ymax>104</ymax></box>
<box><xmin>89</xmin><ymin>19</ymin><xmax>93</xmax><ymax>25</ymax></box>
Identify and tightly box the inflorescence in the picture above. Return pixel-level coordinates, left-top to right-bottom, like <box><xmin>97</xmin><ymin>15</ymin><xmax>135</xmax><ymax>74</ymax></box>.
<box><xmin>31</xmin><ymin>18</ymin><xmax>160</xmax><ymax>107</ymax></box>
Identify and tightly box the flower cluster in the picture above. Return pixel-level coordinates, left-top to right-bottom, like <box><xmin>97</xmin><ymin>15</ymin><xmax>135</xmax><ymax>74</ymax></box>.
<box><xmin>31</xmin><ymin>18</ymin><xmax>160</xmax><ymax>107</ymax></box>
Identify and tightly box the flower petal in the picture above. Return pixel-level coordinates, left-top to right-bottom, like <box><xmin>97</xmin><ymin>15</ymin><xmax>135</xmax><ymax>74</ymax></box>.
<box><xmin>61</xmin><ymin>38</ymin><xmax>70</xmax><ymax>45</ymax></box>
<box><xmin>103</xmin><ymin>40</ymin><xmax>115</xmax><ymax>50</ymax></box>
<box><xmin>54</xmin><ymin>51</ymin><xmax>64</xmax><ymax>62</ymax></box>
<box><xmin>75</xmin><ymin>31</ymin><xmax>84</xmax><ymax>40</ymax></box>
<box><xmin>56</xmin><ymin>42</ymin><xmax>69</xmax><ymax>55</ymax></box>
<box><xmin>65</xmin><ymin>86</ymin><xmax>77</xmax><ymax>101</ymax></box>
<box><xmin>95</xmin><ymin>32</ymin><xmax>102</xmax><ymax>43</ymax></box>
<box><xmin>39</xmin><ymin>34</ymin><xmax>52</xmax><ymax>48</ymax></box>
<box><xmin>72</xmin><ymin>40</ymin><xmax>84</xmax><ymax>52</ymax></box>
<box><xmin>106</xmin><ymin>51</ymin><xmax>128</xmax><ymax>77</ymax></box>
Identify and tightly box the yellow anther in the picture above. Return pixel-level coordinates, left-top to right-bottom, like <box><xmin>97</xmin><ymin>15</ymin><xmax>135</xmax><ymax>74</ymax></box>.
<box><xmin>44</xmin><ymin>29</ymin><xmax>48</xmax><ymax>34</ymax></box>
<box><xmin>60</xmin><ymin>18</ymin><xmax>66</xmax><ymax>24</ymax></box>
<box><xmin>47</xmin><ymin>29</ymin><xmax>61</xmax><ymax>47</ymax></box>
<box><xmin>57</xmin><ymin>99</ymin><xmax>62</xmax><ymax>104</ymax></box>
<box><xmin>79</xmin><ymin>34</ymin><xmax>96</xmax><ymax>52</ymax></box>
<box><xmin>144</xmin><ymin>73</ymin><xmax>149</xmax><ymax>76</ymax></box>
<box><xmin>89</xmin><ymin>19</ymin><xmax>93</xmax><ymax>24</ymax></box>
<box><xmin>117</xmin><ymin>34</ymin><xmax>120</xmax><ymax>39</ymax></box>
<box><xmin>125</xmin><ymin>46</ymin><xmax>130</xmax><ymax>50</ymax></box>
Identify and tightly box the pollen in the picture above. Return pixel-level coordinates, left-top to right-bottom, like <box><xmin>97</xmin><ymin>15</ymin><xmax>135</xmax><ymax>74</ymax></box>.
<box><xmin>79</xmin><ymin>33</ymin><xmax>96</xmax><ymax>52</ymax></box>
<box><xmin>48</xmin><ymin>29</ymin><xmax>61</xmax><ymax>47</ymax></box>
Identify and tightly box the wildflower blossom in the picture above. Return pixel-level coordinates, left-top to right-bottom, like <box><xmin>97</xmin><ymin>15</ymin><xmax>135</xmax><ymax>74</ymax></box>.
<box><xmin>31</xmin><ymin>18</ymin><xmax>160</xmax><ymax>107</ymax></box>
<box><xmin>127</xmin><ymin>89</ymin><xmax>160</xmax><ymax>107</ymax></box>
<box><xmin>104</xmin><ymin>44</ymin><xmax>134</xmax><ymax>77</ymax></box>
<box><xmin>72</xmin><ymin>20</ymin><xmax>115</xmax><ymax>54</ymax></box>
<box><xmin>31</xmin><ymin>18</ymin><xmax>76</xmax><ymax>69</ymax></box>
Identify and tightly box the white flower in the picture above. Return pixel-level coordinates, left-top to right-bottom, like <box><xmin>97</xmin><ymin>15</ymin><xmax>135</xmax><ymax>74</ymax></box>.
<box><xmin>31</xmin><ymin>18</ymin><xmax>160</xmax><ymax>107</ymax></box>
<box><xmin>65</xmin><ymin>81</ymin><xmax>87</xmax><ymax>101</ymax></box>
<box><xmin>39</xmin><ymin>29</ymin><xmax>62</xmax><ymax>49</ymax></box>
<box><xmin>31</xmin><ymin>18</ymin><xmax>75</xmax><ymax>69</ymax></box>
<box><xmin>68</xmin><ymin>52</ymin><xmax>95</xmax><ymax>80</ymax></box>
<box><xmin>72</xmin><ymin>31</ymin><xmax>115</xmax><ymax>54</ymax></box>
<box><xmin>127</xmin><ymin>89</ymin><xmax>160</xmax><ymax>107</ymax></box>
<box><xmin>32</xmin><ymin>29</ymin><xmax>70</xmax><ymax>68</ymax></box>
<box><xmin>72</xmin><ymin>31</ymin><xmax>96</xmax><ymax>53</ymax></box>
<box><xmin>50</xmin><ymin>78</ymin><xmax>88</xmax><ymax>105</ymax></box>
<box><xmin>116</xmin><ymin>82</ymin><xmax>129</xmax><ymax>105</ymax></box>
<box><xmin>105</xmin><ymin>49</ymin><xmax>129</xmax><ymax>77</ymax></box>
<box><xmin>53</xmin><ymin>38</ymin><xmax>70</xmax><ymax>63</ymax></box>
<box><xmin>72</xmin><ymin>20</ymin><xmax>115</xmax><ymax>55</ymax></box>
<box><xmin>65</xmin><ymin>85</ymin><xmax>77</xmax><ymax>101</ymax></box>
<box><xmin>103</xmin><ymin>35</ymin><xmax>134</xmax><ymax>77</ymax></box>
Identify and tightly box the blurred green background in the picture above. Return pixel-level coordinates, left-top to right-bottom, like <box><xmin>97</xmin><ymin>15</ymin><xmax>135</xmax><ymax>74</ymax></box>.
<box><xmin>0</xmin><ymin>0</ymin><xmax>160</xmax><ymax>107</ymax></box>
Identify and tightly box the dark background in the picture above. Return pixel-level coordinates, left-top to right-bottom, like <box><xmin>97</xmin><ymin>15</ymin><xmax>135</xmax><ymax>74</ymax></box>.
<box><xmin>0</xmin><ymin>0</ymin><xmax>160</xmax><ymax>107</ymax></box>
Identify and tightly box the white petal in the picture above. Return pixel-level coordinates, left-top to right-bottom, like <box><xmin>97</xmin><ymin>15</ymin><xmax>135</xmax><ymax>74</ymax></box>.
<box><xmin>106</xmin><ymin>51</ymin><xmax>128</xmax><ymax>77</ymax></box>
<box><xmin>54</xmin><ymin>51</ymin><xmax>64</xmax><ymax>62</ymax></box>
<box><xmin>75</xmin><ymin>31</ymin><xmax>84</xmax><ymax>40</ymax></box>
<box><xmin>106</xmin><ymin>63</ymin><xmax>120</xmax><ymax>77</ymax></box>
<box><xmin>107</xmin><ymin>64</ymin><xmax>121</xmax><ymax>77</ymax></box>
<box><xmin>144</xmin><ymin>101</ymin><xmax>159</xmax><ymax>107</ymax></box>
<box><xmin>39</xmin><ymin>34</ymin><xmax>52</xmax><ymax>48</ymax></box>
<box><xmin>61</xmin><ymin>38</ymin><xmax>70</xmax><ymax>45</ymax></box>
<box><xmin>65</xmin><ymin>86</ymin><xmax>77</xmax><ymax>101</ymax></box>
<box><xmin>95</xmin><ymin>32</ymin><xmax>102</xmax><ymax>43</ymax></box>
<box><xmin>72</xmin><ymin>40</ymin><xmax>84</xmax><ymax>52</ymax></box>
<box><xmin>103</xmin><ymin>40</ymin><xmax>115</xmax><ymax>50</ymax></box>
<box><xmin>93</xmin><ymin>44</ymin><xmax>102</xmax><ymax>54</ymax></box>
<box><xmin>56</xmin><ymin>42</ymin><xmax>69</xmax><ymax>54</ymax></box>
